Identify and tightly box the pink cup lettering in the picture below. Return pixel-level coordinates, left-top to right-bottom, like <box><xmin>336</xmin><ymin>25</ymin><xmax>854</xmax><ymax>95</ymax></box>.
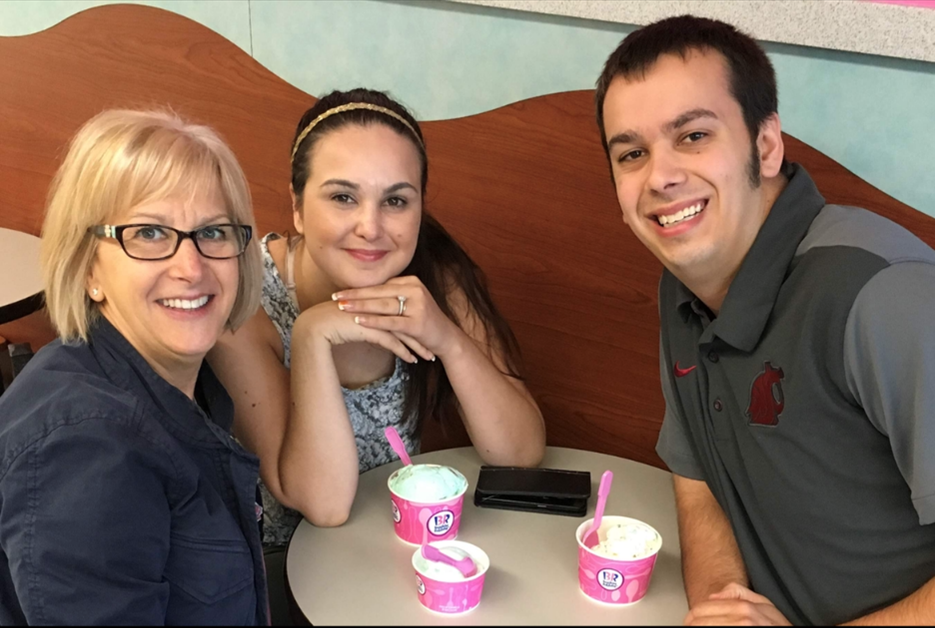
<box><xmin>388</xmin><ymin>465</ymin><xmax>467</xmax><ymax>545</ymax></box>
<box><xmin>412</xmin><ymin>541</ymin><xmax>489</xmax><ymax>614</ymax></box>
<box><xmin>576</xmin><ymin>516</ymin><xmax>662</xmax><ymax>605</ymax></box>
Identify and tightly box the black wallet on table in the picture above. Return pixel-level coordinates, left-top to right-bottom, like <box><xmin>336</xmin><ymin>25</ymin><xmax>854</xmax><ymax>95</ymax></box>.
<box><xmin>473</xmin><ymin>465</ymin><xmax>591</xmax><ymax>517</ymax></box>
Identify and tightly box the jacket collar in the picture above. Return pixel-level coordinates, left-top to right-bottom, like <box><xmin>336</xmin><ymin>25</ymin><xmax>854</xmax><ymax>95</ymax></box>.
<box><xmin>88</xmin><ymin>317</ymin><xmax>234</xmax><ymax>440</ymax></box>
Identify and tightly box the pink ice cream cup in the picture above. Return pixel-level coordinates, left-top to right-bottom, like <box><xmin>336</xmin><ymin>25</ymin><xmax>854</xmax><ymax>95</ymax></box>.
<box><xmin>576</xmin><ymin>515</ymin><xmax>662</xmax><ymax>605</ymax></box>
<box><xmin>412</xmin><ymin>540</ymin><xmax>490</xmax><ymax>614</ymax></box>
<box><xmin>388</xmin><ymin>464</ymin><xmax>468</xmax><ymax>545</ymax></box>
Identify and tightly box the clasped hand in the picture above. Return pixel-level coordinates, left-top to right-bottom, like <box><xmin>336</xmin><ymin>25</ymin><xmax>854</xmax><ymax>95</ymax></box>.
<box><xmin>685</xmin><ymin>583</ymin><xmax>791</xmax><ymax>626</ymax></box>
<box><xmin>302</xmin><ymin>276</ymin><xmax>460</xmax><ymax>364</ymax></box>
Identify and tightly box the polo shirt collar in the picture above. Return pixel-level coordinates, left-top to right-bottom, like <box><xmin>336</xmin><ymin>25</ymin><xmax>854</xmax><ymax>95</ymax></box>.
<box><xmin>675</xmin><ymin>164</ymin><xmax>826</xmax><ymax>350</ymax></box>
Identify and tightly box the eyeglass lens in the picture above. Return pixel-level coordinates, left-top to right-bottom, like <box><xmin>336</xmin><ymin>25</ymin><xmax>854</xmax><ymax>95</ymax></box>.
<box><xmin>121</xmin><ymin>225</ymin><xmax>246</xmax><ymax>259</ymax></box>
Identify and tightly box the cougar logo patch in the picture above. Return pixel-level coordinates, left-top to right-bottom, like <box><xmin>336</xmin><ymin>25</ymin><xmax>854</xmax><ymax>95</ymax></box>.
<box><xmin>746</xmin><ymin>361</ymin><xmax>784</xmax><ymax>426</ymax></box>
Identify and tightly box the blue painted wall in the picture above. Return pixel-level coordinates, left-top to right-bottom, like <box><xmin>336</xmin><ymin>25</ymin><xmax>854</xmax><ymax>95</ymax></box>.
<box><xmin>2</xmin><ymin>0</ymin><xmax>933</xmax><ymax>215</ymax></box>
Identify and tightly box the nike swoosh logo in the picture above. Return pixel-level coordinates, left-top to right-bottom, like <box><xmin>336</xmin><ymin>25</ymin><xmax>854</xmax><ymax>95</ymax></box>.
<box><xmin>674</xmin><ymin>361</ymin><xmax>697</xmax><ymax>377</ymax></box>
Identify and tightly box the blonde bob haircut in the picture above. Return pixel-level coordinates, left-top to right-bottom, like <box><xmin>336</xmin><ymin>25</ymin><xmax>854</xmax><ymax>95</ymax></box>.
<box><xmin>40</xmin><ymin>108</ymin><xmax>262</xmax><ymax>342</ymax></box>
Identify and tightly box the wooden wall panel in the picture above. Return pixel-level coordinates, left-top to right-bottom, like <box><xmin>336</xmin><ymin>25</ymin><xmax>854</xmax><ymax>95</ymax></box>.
<box><xmin>419</xmin><ymin>95</ymin><xmax>665</xmax><ymax>461</ymax></box>
<box><xmin>2</xmin><ymin>5</ymin><xmax>932</xmax><ymax>468</ymax></box>
<box><xmin>0</xmin><ymin>4</ymin><xmax>308</xmax><ymax>237</ymax></box>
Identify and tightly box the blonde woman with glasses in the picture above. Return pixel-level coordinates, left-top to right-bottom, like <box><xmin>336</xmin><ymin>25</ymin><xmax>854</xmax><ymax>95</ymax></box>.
<box><xmin>0</xmin><ymin>110</ymin><xmax>267</xmax><ymax>625</ymax></box>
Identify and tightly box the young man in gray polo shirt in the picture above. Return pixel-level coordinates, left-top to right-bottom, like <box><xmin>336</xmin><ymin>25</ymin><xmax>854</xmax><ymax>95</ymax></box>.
<box><xmin>595</xmin><ymin>15</ymin><xmax>935</xmax><ymax>626</ymax></box>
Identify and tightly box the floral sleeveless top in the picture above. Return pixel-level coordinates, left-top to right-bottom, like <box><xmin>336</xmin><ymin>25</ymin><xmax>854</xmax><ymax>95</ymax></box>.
<box><xmin>258</xmin><ymin>233</ymin><xmax>420</xmax><ymax>546</ymax></box>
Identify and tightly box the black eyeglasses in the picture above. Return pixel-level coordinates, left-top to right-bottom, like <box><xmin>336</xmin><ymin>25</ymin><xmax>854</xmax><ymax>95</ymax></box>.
<box><xmin>88</xmin><ymin>224</ymin><xmax>253</xmax><ymax>261</ymax></box>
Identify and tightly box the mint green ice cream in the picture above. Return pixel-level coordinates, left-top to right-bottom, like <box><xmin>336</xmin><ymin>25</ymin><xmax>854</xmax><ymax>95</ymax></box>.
<box><xmin>389</xmin><ymin>464</ymin><xmax>467</xmax><ymax>502</ymax></box>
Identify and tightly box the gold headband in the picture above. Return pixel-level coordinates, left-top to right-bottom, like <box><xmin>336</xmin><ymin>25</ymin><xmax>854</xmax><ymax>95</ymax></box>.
<box><xmin>290</xmin><ymin>102</ymin><xmax>424</xmax><ymax>161</ymax></box>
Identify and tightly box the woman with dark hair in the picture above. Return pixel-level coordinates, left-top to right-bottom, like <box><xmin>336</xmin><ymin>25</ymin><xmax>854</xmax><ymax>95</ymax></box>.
<box><xmin>210</xmin><ymin>88</ymin><xmax>545</xmax><ymax>550</ymax></box>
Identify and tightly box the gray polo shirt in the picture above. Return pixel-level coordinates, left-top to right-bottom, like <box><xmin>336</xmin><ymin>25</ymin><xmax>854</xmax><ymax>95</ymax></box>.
<box><xmin>656</xmin><ymin>165</ymin><xmax>935</xmax><ymax>625</ymax></box>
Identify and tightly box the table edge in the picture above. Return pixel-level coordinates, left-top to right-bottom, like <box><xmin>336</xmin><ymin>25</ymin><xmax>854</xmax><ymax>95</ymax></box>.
<box><xmin>0</xmin><ymin>292</ymin><xmax>44</xmax><ymax>326</ymax></box>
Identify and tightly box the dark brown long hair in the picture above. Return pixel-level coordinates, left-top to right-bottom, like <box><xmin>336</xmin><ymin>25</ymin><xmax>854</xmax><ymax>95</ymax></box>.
<box><xmin>291</xmin><ymin>88</ymin><xmax>523</xmax><ymax>432</ymax></box>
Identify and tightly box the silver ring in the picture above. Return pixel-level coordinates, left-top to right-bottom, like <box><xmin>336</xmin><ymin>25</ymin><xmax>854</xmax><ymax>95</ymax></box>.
<box><xmin>397</xmin><ymin>295</ymin><xmax>407</xmax><ymax>316</ymax></box>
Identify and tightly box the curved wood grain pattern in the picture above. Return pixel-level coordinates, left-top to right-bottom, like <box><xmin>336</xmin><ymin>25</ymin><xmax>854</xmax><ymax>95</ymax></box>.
<box><xmin>421</xmin><ymin>96</ymin><xmax>664</xmax><ymax>461</ymax></box>
<box><xmin>2</xmin><ymin>5</ymin><xmax>932</xmax><ymax>468</ymax></box>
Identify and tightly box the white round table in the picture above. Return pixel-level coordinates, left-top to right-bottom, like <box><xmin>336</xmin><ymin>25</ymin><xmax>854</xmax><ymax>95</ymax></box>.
<box><xmin>286</xmin><ymin>446</ymin><xmax>688</xmax><ymax>625</ymax></box>
<box><xmin>0</xmin><ymin>228</ymin><xmax>43</xmax><ymax>325</ymax></box>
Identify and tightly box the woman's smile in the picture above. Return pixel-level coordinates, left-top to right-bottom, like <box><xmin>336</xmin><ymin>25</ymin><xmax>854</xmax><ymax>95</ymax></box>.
<box><xmin>344</xmin><ymin>248</ymin><xmax>389</xmax><ymax>262</ymax></box>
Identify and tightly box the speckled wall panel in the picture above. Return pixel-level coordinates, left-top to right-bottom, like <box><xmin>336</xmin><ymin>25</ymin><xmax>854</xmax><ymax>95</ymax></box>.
<box><xmin>450</xmin><ymin>0</ymin><xmax>935</xmax><ymax>63</ymax></box>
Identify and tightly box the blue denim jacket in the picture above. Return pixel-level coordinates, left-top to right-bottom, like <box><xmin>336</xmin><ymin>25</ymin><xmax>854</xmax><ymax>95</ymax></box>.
<box><xmin>0</xmin><ymin>319</ymin><xmax>268</xmax><ymax>625</ymax></box>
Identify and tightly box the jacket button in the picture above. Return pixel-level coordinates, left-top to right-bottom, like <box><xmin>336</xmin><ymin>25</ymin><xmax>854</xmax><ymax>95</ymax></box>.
<box><xmin>708</xmin><ymin>351</ymin><xmax>719</xmax><ymax>363</ymax></box>
<box><xmin>713</xmin><ymin>399</ymin><xmax>723</xmax><ymax>412</ymax></box>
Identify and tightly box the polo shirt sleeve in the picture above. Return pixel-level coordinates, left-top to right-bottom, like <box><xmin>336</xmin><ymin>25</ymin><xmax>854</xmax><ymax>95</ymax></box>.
<box><xmin>843</xmin><ymin>261</ymin><xmax>935</xmax><ymax>525</ymax></box>
<box><xmin>0</xmin><ymin>417</ymin><xmax>173</xmax><ymax>624</ymax></box>
<box><xmin>655</xmin><ymin>337</ymin><xmax>706</xmax><ymax>481</ymax></box>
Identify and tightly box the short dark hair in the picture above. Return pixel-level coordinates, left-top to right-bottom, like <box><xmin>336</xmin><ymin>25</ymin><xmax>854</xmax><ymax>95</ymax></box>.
<box><xmin>595</xmin><ymin>15</ymin><xmax>779</xmax><ymax>154</ymax></box>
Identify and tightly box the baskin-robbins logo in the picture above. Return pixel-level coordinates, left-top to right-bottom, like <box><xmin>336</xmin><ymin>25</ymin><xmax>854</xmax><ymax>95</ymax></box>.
<box><xmin>427</xmin><ymin>510</ymin><xmax>454</xmax><ymax>536</ymax></box>
<box><xmin>416</xmin><ymin>575</ymin><xmax>425</xmax><ymax>596</ymax></box>
<box><xmin>392</xmin><ymin>501</ymin><xmax>401</xmax><ymax>523</ymax></box>
<box><xmin>597</xmin><ymin>568</ymin><xmax>624</xmax><ymax>591</ymax></box>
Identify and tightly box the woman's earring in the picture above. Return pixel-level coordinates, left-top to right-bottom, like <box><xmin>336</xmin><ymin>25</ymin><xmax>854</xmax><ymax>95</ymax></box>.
<box><xmin>92</xmin><ymin>288</ymin><xmax>99</xmax><ymax>297</ymax></box>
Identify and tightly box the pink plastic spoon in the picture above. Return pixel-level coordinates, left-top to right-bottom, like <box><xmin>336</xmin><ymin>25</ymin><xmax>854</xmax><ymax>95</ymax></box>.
<box><xmin>384</xmin><ymin>426</ymin><xmax>412</xmax><ymax>466</ymax></box>
<box><xmin>583</xmin><ymin>470</ymin><xmax>614</xmax><ymax>548</ymax></box>
<box><xmin>421</xmin><ymin>544</ymin><xmax>476</xmax><ymax>578</ymax></box>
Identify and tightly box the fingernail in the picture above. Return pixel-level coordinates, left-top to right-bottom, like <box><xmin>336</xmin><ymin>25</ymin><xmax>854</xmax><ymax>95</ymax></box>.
<box><xmin>354</xmin><ymin>316</ymin><xmax>360</xmax><ymax>324</ymax></box>
<box><xmin>331</xmin><ymin>293</ymin><xmax>339</xmax><ymax>301</ymax></box>
<box><xmin>337</xmin><ymin>300</ymin><xmax>347</xmax><ymax>311</ymax></box>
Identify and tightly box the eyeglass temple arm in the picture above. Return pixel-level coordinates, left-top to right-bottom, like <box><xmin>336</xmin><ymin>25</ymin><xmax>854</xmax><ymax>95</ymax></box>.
<box><xmin>88</xmin><ymin>225</ymin><xmax>116</xmax><ymax>238</ymax></box>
